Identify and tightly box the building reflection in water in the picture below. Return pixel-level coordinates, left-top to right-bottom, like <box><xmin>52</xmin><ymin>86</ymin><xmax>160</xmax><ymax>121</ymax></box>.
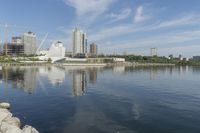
<box><xmin>0</xmin><ymin>67</ymin><xmax>2</xmax><ymax>84</ymax></box>
<box><xmin>2</xmin><ymin>66</ymin><xmax>191</xmax><ymax>96</ymax></box>
<box><xmin>150</xmin><ymin>67</ymin><xmax>158</xmax><ymax>80</ymax></box>
<box><xmin>23</xmin><ymin>68</ymin><xmax>37</xmax><ymax>93</ymax></box>
<box><xmin>89</xmin><ymin>68</ymin><xmax>98</xmax><ymax>84</ymax></box>
<box><xmin>0</xmin><ymin>66</ymin><xmax>37</xmax><ymax>94</ymax></box>
<box><xmin>68</xmin><ymin>66</ymin><xmax>100</xmax><ymax>97</ymax></box>
<box><xmin>39</xmin><ymin>66</ymin><xmax>65</xmax><ymax>86</ymax></box>
<box><xmin>72</xmin><ymin>70</ymin><xmax>87</xmax><ymax>97</ymax></box>
<box><xmin>113</xmin><ymin>65</ymin><xmax>125</xmax><ymax>73</ymax></box>
<box><xmin>0</xmin><ymin>66</ymin><xmax>103</xmax><ymax>96</ymax></box>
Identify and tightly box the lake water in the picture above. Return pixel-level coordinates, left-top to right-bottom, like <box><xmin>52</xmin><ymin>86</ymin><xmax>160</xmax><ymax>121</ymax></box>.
<box><xmin>0</xmin><ymin>65</ymin><xmax>200</xmax><ymax>133</ymax></box>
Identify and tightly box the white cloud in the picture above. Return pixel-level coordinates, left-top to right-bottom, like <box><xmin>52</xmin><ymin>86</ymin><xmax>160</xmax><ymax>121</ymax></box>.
<box><xmin>89</xmin><ymin>13</ymin><xmax>200</xmax><ymax>43</ymax></box>
<box><xmin>155</xmin><ymin>14</ymin><xmax>200</xmax><ymax>29</ymax></box>
<box><xmin>99</xmin><ymin>29</ymin><xmax>200</xmax><ymax>55</ymax></box>
<box><xmin>60</xmin><ymin>1</ymin><xmax>200</xmax><ymax>56</ymax></box>
<box><xmin>63</xmin><ymin>0</ymin><xmax>116</xmax><ymax>21</ymax></box>
<box><xmin>108</xmin><ymin>8</ymin><xmax>131</xmax><ymax>23</ymax></box>
<box><xmin>134</xmin><ymin>5</ymin><xmax>149</xmax><ymax>23</ymax></box>
<box><xmin>89</xmin><ymin>24</ymin><xmax>143</xmax><ymax>42</ymax></box>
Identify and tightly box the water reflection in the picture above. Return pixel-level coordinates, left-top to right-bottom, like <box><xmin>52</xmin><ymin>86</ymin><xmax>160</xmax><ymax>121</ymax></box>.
<box><xmin>0</xmin><ymin>65</ymin><xmax>199</xmax><ymax>95</ymax></box>
<box><xmin>0</xmin><ymin>67</ymin><xmax>38</xmax><ymax>94</ymax></box>
<box><xmin>0</xmin><ymin>66</ymin><xmax>102</xmax><ymax>96</ymax></box>
<box><xmin>72</xmin><ymin>70</ymin><xmax>87</xmax><ymax>96</ymax></box>
<box><xmin>89</xmin><ymin>68</ymin><xmax>98</xmax><ymax>84</ymax></box>
<box><xmin>0</xmin><ymin>65</ymin><xmax>200</xmax><ymax>133</ymax></box>
<box><xmin>39</xmin><ymin>66</ymin><xmax>66</xmax><ymax>85</ymax></box>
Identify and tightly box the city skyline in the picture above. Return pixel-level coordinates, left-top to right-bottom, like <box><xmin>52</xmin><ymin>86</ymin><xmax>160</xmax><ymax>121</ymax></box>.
<box><xmin>0</xmin><ymin>0</ymin><xmax>200</xmax><ymax>57</ymax></box>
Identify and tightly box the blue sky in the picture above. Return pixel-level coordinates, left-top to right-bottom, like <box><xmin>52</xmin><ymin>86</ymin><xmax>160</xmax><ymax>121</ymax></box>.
<box><xmin>1</xmin><ymin>0</ymin><xmax>200</xmax><ymax>57</ymax></box>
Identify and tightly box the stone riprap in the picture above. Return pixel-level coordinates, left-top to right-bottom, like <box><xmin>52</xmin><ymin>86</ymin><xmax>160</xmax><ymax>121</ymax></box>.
<box><xmin>0</xmin><ymin>102</ymin><xmax>39</xmax><ymax>133</ymax></box>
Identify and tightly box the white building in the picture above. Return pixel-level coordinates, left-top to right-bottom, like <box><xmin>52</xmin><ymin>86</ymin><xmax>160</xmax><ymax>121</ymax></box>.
<box><xmin>151</xmin><ymin>48</ymin><xmax>157</xmax><ymax>56</ymax></box>
<box><xmin>73</xmin><ymin>28</ymin><xmax>86</xmax><ymax>56</ymax></box>
<box><xmin>22</xmin><ymin>32</ymin><xmax>36</xmax><ymax>55</ymax></box>
<box><xmin>113</xmin><ymin>58</ymin><xmax>125</xmax><ymax>62</ymax></box>
<box><xmin>48</xmin><ymin>41</ymin><xmax>65</xmax><ymax>57</ymax></box>
<box><xmin>38</xmin><ymin>41</ymin><xmax>66</xmax><ymax>63</ymax></box>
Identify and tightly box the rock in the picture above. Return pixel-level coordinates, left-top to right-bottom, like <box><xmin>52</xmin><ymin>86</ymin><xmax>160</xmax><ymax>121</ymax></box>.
<box><xmin>0</xmin><ymin>109</ymin><xmax>12</xmax><ymax>123</ymax></box>
<box><xmin>0</xmin><ymin>108</ymin><xmax>12</xmax><ymax>114</ymax></box>
<box><xmin>3</xmin><ymin>117</ymin><xmax>21</xmax><ymax>127</ymax></box>
<box><xmin>0</xmin><ymin>121</ymin><xmax>22</xmax><ymax>133</ymax></box>
<box><xmin>0</xmin><ymin>102</ymin><xmax>39</xmax><ymax>133</ymax></box>
<box><xmin>22</xmin><ymin>125</ymin><xmax>39</xmax><ymax>133</ymax></box>
<box><xmin>0</xmin><ymin>103</ymin><xmax>11</xmax><ymax>109</ymax></box>
<box><xmin>4</xmin><ymin>127</ymin><xmax>22</xmax><ymax>133</ymax></box>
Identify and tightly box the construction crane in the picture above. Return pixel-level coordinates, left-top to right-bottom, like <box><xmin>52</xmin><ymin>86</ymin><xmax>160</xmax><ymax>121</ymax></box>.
<box><xmin>4</xmin><ymin>24</ymin><xmax>9</xmax><ymax>56</ymax></box>
<box><xmin>0</xmin><ymin>23</ymin><xmax>29</xmax><ymax>56</ymax></box>
<box><xmin>0</xmin><ymin>23</ymin><xmax>12</xmax><ymax>56</ymax></box>
<box><xmin>0</xmin><ymin>38</ymin><xmax>3</xmax><ymax>54</ymax></box>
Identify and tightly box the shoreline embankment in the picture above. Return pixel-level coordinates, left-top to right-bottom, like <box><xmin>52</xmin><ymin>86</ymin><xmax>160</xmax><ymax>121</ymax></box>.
<box><xmin>0</xmin><ymin>102</ymin><xmax>39</xmax><ymax>133</ymax></box>
<box><xmin>0</xmin><ymin>62</ymin><xmax>176</xmax><ymax>67</ymax></box>
<box><xmin>107</xmin><ymin>62</ymin><xmax>175</xmax><ymax>67</ymax></box>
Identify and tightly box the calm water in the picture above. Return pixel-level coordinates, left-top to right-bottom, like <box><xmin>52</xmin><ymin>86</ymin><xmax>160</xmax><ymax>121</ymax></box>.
<box><xmin>0</xmin><ymin>65</ymin><xmax>200</xmax><ymax>133</ymax></box>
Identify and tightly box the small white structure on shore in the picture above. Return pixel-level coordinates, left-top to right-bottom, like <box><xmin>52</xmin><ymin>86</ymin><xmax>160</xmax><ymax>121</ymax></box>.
<box><xmin>65</xmin><ymin>57</ymin><xmax>87</xmax><ymax>62</ymax></box>
<box><xmin>113</xmin><ymin>58</ymin><xmax>125</xmax><ymax>63</ymax></box>
<box><xmin>38</xmin><ymin>49</ymin><xmax>48</xmax><ymax>56</ymax></box>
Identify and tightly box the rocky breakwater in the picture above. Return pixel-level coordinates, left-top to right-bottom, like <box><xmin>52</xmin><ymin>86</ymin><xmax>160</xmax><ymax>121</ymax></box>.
<box><xmin>0</xmin><ymin>102</ymin><xmax>39</xmax><ymax>133</ymax></box>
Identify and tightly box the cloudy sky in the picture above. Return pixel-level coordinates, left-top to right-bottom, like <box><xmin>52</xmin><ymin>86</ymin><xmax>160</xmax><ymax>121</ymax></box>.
<box><xmin>0</xmin><ymin>0</ymin><xmax>200</xmax><ymax>57</ymax></box>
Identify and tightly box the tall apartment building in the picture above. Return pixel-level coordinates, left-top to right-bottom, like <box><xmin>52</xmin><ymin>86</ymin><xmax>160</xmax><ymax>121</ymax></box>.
<box><xmin>90</xmin><ymin>43</ymin><xmax>97</xmax><ymax>56</ymax></box>
<box><xmin>72</xmin><ymin>28</ymin><xmax>87</xmax><ymax>56</ymax></box>
<box><xmin>22</xmin><ymin>31</ymin><xmax>36</xmax><ymax>55</ymax></box>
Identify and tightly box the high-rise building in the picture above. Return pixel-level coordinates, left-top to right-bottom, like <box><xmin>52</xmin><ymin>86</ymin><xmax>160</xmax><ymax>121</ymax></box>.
<box><xmin>85</xmin><ymin>38</ymin><xmax>88</xmax><ymax>54</ymax></box>
<box><xmin>12</xmin><ymin>37</ymin><xmax>22</xmax><ymax>45</ymax></box>
<box><xmin>90</xmin><ymin>43</ymin><xmax>97</xmax><ymax>56</ymax></box>
<box><xmin>22</xmin><ymin>31</ymin><xmax>36</xmax><ymax>55</ymax></box>
<box><xmin>179</xmin><ymin>54</ymin><xmax>183</xmax><ymax>61</ymax></box>
<box><xmin>3</xmin><ymin>36</ymin><xmax>24</xmax><ymax>55</ymax></box>
<box><xmin>151</xmin><ymin>48</ymin><xmax>157</xmax><ymax>56</ymax></box>
<box><xmin>3</xmin><ymin>43</ymin><xmax>24</xmax><ymax>55</ymax></box>
<box><xmin>72</xmin><ymin>28</ymin><xmax>86</xmax><ymax>56</ymax></box>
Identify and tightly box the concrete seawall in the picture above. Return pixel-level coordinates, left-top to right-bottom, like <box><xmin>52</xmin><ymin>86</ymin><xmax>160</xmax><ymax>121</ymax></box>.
<box><xmin>59</xmin><ymin>63</ymin><xmax>107</xmax><ymax>66</ymax></box>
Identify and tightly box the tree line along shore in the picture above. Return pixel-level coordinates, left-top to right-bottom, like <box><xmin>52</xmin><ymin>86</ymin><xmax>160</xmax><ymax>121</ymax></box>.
<box><xmin>0</xmin><ymin>55</ymin><xmax>200</xmax><ymax>66</ymax></box>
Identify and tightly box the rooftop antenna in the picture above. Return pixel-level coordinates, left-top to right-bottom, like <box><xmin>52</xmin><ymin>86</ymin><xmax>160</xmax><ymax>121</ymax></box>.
<box><xmin>34</xmin><ymin>33</ymin><xmax>48</xmax><ymax>56</ymax></box>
